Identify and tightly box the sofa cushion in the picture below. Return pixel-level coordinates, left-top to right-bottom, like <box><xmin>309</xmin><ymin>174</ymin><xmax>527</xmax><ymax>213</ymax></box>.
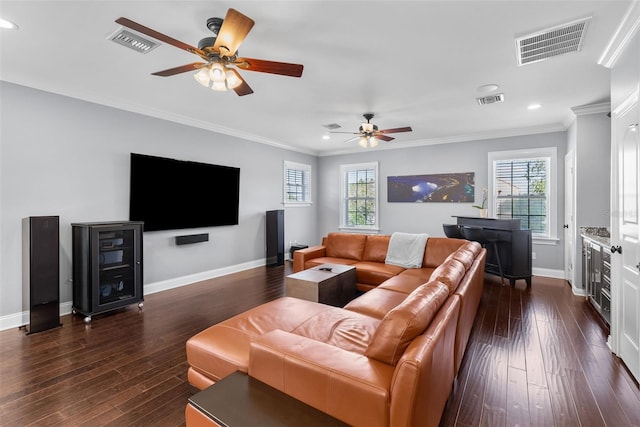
<box><xmin>429</xmin><ymin>259</ymin><xmax>466</xmax><ymax>294</ymax></box>
<box><xmin>325</xmin><ymin>232</ymin><xmax>367</xmax><ymax>260</ymax></box>
<box><xmin>304</xmin><ymin>257</ymin><xmax>358</xmax><ymax>270</ymax></box>
<box><xmin>423</xmin><ymin>237</ymin><xmax>466</xmax><ymax>268</ymax></box>
<box><xmin>362</xmin><ymin>235</ymin><xmax>391</xmax><ymax>263</ymax></box>
<box><xmin>378</xmin><ymin>274</ymin><xmax>427</xmax><ymax>295</ymax></box>
<box><xmin>354</xmin><ymin>261</ymin><xmax>406</xmax><ymax>286</ymax></box>
<box><xmin>365</xmin><ymin>281</ymin><xmax>449</xmax><ymax>365</ymax></box>
<box><xmin>344</xmin><ymin>287</ymin><xmax>408</xmax><ymax>319</ymax></box>
<box><xmin>449</xmin><ymin>241</ymin><xmax>481</xmax><ymax>270</ymax></box>
<box><xmin>292</xmin><ymin>307</ymin><xmax>380</xmax><ymax>354</ymax></box>
<box><xmin>397</xmin><ymin>267</ymin><xmax>433</xmax><ymax>283</ymax></box>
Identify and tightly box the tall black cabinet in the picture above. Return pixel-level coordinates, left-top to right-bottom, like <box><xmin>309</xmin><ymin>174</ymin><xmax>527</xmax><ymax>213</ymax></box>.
<box><xmin>72</xmin><ymin>221</ymin><xmax>143</xmax><ymax>323</ymax></box>
<box><xmin>266</xmin><ymin>210</ymin><xmax>284</xmax><ymax>266</ymax></box>
<box><xmin>22</xmin><ymin>216</ymin><xmax>61</xmax><ymax>334</ymax></box>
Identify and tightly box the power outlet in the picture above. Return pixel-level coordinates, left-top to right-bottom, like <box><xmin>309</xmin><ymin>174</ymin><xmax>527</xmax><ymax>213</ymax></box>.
<box><xmin>532</xmin><ymin>252</ymin><xmax>537</xmax><ymax>260</ymax></box>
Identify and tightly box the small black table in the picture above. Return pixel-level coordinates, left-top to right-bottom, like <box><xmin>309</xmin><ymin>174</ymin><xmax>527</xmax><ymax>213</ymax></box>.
<box><xmin>289</xmin><ymin>244</ymin><xmax>308</xmax><ymax>260</ymax></box>
<box><xmin>188</xmin><ymin>372</ymin><xmax>349</xmax><ymax>426</ymax></box>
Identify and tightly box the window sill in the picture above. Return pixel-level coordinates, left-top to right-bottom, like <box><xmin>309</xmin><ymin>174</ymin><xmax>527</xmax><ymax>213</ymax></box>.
<box><xmin>338</xmin><ymin>226</ymin><xmax>380</xmax><ymax>234</ymax></box>
<box><xmin>283</xmin><ymin>202</ymin><xmax>312</xmax><ymax>208</ymax></box>
<box><xmin>533</xmin><ymin>237</ymin><xmax>560</xmax><ymax>246</ymax></box>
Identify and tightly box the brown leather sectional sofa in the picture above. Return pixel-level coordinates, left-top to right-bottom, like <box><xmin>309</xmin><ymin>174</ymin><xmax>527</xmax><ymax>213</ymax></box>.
<box><xmin>185</xmin><ymin>232</ymin><xmax>486</xmax><ymax>427</ymax></box>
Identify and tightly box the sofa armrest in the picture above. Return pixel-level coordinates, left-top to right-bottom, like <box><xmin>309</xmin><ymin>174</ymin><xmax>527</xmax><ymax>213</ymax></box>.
<box><xmin>293</xmin><ymin>245</ymin><xmax>326</xmax><ymax>272</ymax></box>
<box><xmin>249</xmin><ymin>329</ymin><xmax>394</xmax><ymax>427</ymax></box>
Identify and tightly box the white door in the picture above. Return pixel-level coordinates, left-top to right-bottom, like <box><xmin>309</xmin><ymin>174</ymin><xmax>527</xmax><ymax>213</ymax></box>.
<box><xmin>612</xmin><ymin>94</ymin><xmax>639</xmax><ymax>382</ymax></box>
<box><xmin>564</xmin><ymin>151</ymin><xmax>576</xmax><ymax>289</ymax></box>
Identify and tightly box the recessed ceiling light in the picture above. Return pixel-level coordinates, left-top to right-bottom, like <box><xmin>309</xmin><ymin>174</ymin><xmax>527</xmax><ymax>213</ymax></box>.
<box><xmin>528</xmin><ymin>103</ymin><xmax>542</xmax><ymax>110</ymax></box>
<box><xmin>477</xmin><ymin>84</ymin><xmax>499</xmax><ymax>93</ymax></box>
<box><xmin>0</xmin><ymin>18</ymin><xmax>18</xmax><ymax>30</ymax></box>
<box><xmin>322</xmin><ymin>134</ymin><xmax>330</xmax><ymax>140</ymax></box>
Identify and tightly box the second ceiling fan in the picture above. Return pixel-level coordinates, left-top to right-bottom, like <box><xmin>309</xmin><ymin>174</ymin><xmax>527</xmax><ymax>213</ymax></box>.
<box><xmin>116</xmin><ymin>8</ymin><xmax>303</xmax><ymax>96</ymax></box>
<box><xmin>332</xmin><ymin>113</ymin><xmax>413</xmax><ymax>148</ymax></box>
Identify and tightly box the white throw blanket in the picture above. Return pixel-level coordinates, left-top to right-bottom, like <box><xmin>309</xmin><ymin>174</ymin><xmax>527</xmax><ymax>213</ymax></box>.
<box><xmin>385</xmin><ymin>232</ymin><xmax>430</xmax><ymax>269</ymax></box>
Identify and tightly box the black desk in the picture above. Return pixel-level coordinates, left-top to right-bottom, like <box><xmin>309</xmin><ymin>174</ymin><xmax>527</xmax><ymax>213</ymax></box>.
<box><xmin>189</xmin><ymin>372</ymin><xmax>349</xmax><ymax>426</ymax></box>
<box><xmin>454</xmin><ymin>216</ymin><xmax>532</xmax><ymax>286</ymax></box>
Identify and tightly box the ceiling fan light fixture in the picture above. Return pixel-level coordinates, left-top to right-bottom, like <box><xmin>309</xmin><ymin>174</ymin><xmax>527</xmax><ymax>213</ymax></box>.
<box><xmin>361</xmin><ymin>123</ymin><xmax>374</xmax><ymax>133</ymax></box>
<box><xmin>116</xmin><ymin>9</ymin><xmax>303</xmax><ymax>97</ymax></box>
<box><xmin>358</xmin><ymin>136</ymin><xmax>378</xmax><ymax>148</ymax></box>
<box><xmin>194</xmin><ymin>67</ymin><xmax>211</xmax><ymax>87</ymax></box>
<box><xmin>225</xmin><ymin>69</ymin><xmax>242</xmax><ymax>89</ymax></box>
<box><xmin>211</xmin><ymin>80</ymin><xmax>227</xmax><ymax>91</ymax></box>
<box><xmin>209</xmin><ymin>63</ymin><xmax>226</xmax><ymax>82</ymax></box>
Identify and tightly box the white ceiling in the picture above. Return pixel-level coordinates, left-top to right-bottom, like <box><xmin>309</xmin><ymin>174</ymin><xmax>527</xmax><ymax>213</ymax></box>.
<box><xmin>0</xmin><ymin>1</ymin><xmax>631</xmax><ymax>156</ymax></box>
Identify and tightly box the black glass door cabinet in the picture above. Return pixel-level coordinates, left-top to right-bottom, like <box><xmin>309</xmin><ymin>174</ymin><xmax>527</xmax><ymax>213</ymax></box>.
<box><xmin>72</xmin><ymin>221</ymin><xmax>143</xmax><ymax>323</ymax></box>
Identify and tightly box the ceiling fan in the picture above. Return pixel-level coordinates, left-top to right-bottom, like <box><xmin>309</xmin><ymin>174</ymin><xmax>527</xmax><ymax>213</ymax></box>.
<box><xmin>115</xmin><ymin>8</ymin><xmax>303</xmax><ymax>96</ymax></box>
<box><xmin>332</xmin><ymin>113</ymin><xmax>413</xmax><ymax>148</ymax></box>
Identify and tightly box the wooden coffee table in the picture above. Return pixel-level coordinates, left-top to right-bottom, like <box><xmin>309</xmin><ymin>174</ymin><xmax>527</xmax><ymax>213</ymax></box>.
<box><xmin>188</xmin><ymin>371</ymin><xmax>348</xmax><ymax>426</ymax></box>
<box><xmin>285</xmin><ymin>264</ymin><xmax>357</xmax><ymax>307</ymax></box>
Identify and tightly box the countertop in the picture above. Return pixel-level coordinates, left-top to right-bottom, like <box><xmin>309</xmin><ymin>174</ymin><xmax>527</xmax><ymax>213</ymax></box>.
<box><xmin>580</xmin><ymin>227</ymin><xmax>611</xmax><ymax>247</ymax></box>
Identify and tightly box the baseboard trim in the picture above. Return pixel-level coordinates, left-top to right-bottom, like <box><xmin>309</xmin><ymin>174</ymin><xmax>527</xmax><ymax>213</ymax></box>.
<box><xmin>0</xmin><ymin>258</ymin><xmax>266</xmax><ymax>332</ymax></box>
<box><xmin>532</xmin><ymin>267</ymin><xmax>564</xmax><ymax>280</ymax></box>
<box><xmin>143</xmin><ymin>259</ymin><xmax>265</xmax><ymax>296</ymax></box>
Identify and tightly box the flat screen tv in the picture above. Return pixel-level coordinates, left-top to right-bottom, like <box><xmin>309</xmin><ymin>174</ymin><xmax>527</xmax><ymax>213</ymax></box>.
<box><xmin>129</xmin><ymin>153</ymin><xmax>240</xmax><ymax>231</ymax></box>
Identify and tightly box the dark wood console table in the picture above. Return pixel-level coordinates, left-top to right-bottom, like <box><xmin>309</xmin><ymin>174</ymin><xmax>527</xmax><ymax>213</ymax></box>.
<box><xmin>188</xmin><ymin>371</ymin><xmax>349</xmax><ymax>426</ymax></box>
<box><xmin>454</xmin><ymin>216</ymin><xmax>532</xmax><ymax>286</ymax></box>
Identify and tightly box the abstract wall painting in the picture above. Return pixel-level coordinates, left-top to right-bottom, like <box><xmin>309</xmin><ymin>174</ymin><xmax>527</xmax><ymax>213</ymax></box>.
<box><xmin>387</xmin><ymin>172</ymin><xmax>475</xmax><ymax>203</ymax></box>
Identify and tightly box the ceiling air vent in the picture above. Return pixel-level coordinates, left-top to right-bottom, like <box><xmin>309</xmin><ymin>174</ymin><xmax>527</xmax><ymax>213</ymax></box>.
<box><xmin>109</xmin><ymin>28</ymin><xmax>159</xmax><ymax>53</ymax></box>
<box><xmin>516</xmin><ymin>17</ymin><xmax>590</xmax><ymax>66</ymax></box>
<box><xmin>322</xmin><ymin>123</ymin><xmax>342</xmax><ymax>130</ymax></box>
<box><xmin>477</xmin><ymin>93</ymin><xmax>505</xmax><ymax>105</ymax></box>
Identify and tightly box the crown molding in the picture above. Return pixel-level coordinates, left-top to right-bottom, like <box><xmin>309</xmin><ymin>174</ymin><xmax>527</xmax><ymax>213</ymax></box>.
<box><xmin>599</xmin><ymin>0</ymin><xmax>640</xmax><ymax>68</ymax></box>
<box><xmin>570</xmin><ymin>102</ymin><xmax>611</xmax><ymax>116</ymax></box>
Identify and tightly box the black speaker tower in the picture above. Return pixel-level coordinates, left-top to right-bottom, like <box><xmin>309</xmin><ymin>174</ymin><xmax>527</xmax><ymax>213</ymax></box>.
<box><xmin>22</xmin><ymin>216</ymin><xmax>61</xmax><ymax>334</ymax></box>
<box><xmin>266</xmin><ymin>210</ymin><xmax>284</xmax><ymax>266</ymax></box>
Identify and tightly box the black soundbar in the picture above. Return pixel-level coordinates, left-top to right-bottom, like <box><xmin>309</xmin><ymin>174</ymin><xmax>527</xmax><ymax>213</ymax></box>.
<box><xmin>175</xmin><ymin>233</ymin><xmax>209</xmax><ymax>245</ymax></box>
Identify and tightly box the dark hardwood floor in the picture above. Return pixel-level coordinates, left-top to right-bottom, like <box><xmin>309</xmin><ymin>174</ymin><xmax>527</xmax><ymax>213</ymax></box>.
<box><xmin>1</xmin><ymin>264</ymin><xmax>638</xmax><ymax>426</ymax></box>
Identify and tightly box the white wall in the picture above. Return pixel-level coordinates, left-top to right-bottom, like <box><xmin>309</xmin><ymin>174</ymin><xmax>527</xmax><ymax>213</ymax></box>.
<box><xmin>0</xmin><ymin>82</ymin><xmax>318</xmax><ymax>324</ymax></box>
<box><xmin>317</xmin><ymin>132</ymin><xmax>568</xmax><ymax>272</ymax></box>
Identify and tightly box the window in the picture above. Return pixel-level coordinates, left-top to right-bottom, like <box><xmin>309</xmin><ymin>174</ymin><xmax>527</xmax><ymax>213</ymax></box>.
<box><xmin>284</xmin><ymin>161</ymin><xmax>311</xmax><ymax>205</ymax></box>
<box><xmin>340</xmin><ymin>162</ymin><xmax>379</xmax><ymax>230</ymax></box>
<box><xmin>488</xmin><ymin>147</ymin><xmax>557</xmax><ymax>240</ymax></box>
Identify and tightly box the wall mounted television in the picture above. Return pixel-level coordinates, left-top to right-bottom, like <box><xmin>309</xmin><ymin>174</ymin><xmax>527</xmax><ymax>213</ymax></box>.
<box><xmin>129</xmin><ymin>153</ymin><xmax>240</xmax><ymax>231</ymax></box>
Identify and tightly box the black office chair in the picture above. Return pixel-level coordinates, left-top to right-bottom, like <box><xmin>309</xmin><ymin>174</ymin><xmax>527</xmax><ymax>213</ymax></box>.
<box><xmin>459</xmin><ymin>225</ymin><xmax>505</xmax><ymax>285</ymax></box>
<box><xmin>443</xmin><ymin>224</ymin><xmax>464</xmax><ymax>239</ymax></box>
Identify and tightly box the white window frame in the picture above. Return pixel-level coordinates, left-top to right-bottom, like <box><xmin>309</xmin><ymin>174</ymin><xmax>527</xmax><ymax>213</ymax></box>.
<box><xmin>283</xmin><ymin>161</ymin><xmax>312</xmax><ymax>206</ymax></box>
<box><xmin>488</xmin><ymin>147</ymin><xmax>558</xmax><ymax>244</ymax></box>
<box><xmin>339</xmin><ymin>162</ymin><xmax>379</xmax><ymax>232</ymax></box>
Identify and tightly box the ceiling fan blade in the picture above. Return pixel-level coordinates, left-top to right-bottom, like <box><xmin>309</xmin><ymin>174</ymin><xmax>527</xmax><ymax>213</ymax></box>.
<box><xmin>376</xmin><ymin>134</ymin><xmax>395</xmax><ymax>142</ymax></box>
<box><xmin>151</xmin><ymin>62</ymin><xmax>207</xmax><ymax>77</ymax></box>
<box><xmin>115</xmin><ymin>17</ymin><xmax>208</xmax><ymax>60</ymax></box>
<box><xmin>213</xmin><ymin>8</ymin><xmax>255</xmax><ymax>57</ymax></box>
<box><xmin>330</xmin><ymin>131</ymin><xmax>360</xmax><ymax>135</ymax></box>
<box><xmin>378</xmin><ymin>126</ymin><xmax>413</xmax><ymax>134</ymax></box>
<box><xmin>344</xmin><ymin>136</ymin><xmax>360</xmax><ymax>143</ymax></box>
<box><xmin>234</xmin><ymin>57</ymin><xmax>304</xmax><ymax>77</ymax></box>
<box><xmin>228</xmin><ymin>69</ymin><xmax>254</xmax><ymax>96</ymax></box>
